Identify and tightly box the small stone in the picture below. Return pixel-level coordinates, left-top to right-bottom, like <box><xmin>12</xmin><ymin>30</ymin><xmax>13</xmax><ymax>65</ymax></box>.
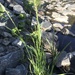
<box><xmin>0</xmin><ymin>22</ymin><xmax>6</xmax><ymax>27</ymax></box>
<box><xmin>41</xmin><ymin>20</ymin><xmax>52</xmax><ymax>31</ymax></box>
<box><xmin>53</xmin><ymin>23</ymin><xmax>63</xmax><ymax>31</ymax></box>
<box><xmin>46</xmin><ymin>4</ymin><xmax>54</xmax><ymax>10</ymax></box>
<box><xmin>8</xmin><ymin>3</ymin><xmax>14</xmax><ymax>10</ymax></box>
<box><xmin>56</xmin><ymin>51</ymin><xmax>70</xmax><ymax>67</ymax></box>
<box><xmin>12</xmin><ymin>38</ymin><xmax>24</xmax><ymax>48</ymax></box>
<box><xmin>31</xmin><ymin>17</ymin><xmax>37</xmax><ymax>26</ymax></box>
<box><xmin>13</xmin><ymin>4</ymin><xmax>25</xmax><ymax>14</ymax></box>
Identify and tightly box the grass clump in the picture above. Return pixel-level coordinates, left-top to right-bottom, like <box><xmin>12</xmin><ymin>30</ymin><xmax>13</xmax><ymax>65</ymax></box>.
<box><xmin>28</xmin><ymin>0</ymin><xmax>47</xmax><ymax>75</ymax></box>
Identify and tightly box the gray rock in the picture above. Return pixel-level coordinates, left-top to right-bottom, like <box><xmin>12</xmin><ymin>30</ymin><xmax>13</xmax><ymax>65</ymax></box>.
<box><xmin>53</xmin><ymin>23</ymin><xmax>64</xmax><ymax>31</ymax></box>
<box><xmin>57</xmin><ymin>32</ymin><xmax>75</xmax><ymax>52</ymax></box>
<box><xmin>2</xmin><ymin>32</ymin><xmax>12</xmax><ymax>37</ymax></box>
<box><xmin>12</xmin><ymin>38</ymin><xmax>24</xmax><ymax>48</ymax></box>
<box><xmin>13</xmin><ymin>4</ymin><xmax>25</xmax><ymax>14</ymax></box>
<box><xmin>15</xmin><ymin>0</ymin><xmax>23</xmax><ymax>5</ymax></box>
<box><xmin>5</xmin><ymin>0</ymin><xmax>17</xmax><ymax>6</ymax></box>
<box><xmin>0</xmin><ymin>52</ymin><xmax>5</xmax><ymax>56</ymax></box>
<box><xmin>70</xmin><ymin>22</ymin><xmax>75</xmax><ymax>34</ymax></box>
<box><xmin>0</xmin><ymin>0</ymin><xmax>4</xmax><ymax>4</ymax></box>
<box><xmin>0</xmin><ymin>22</ymin><xmax>6</xmax><ymax>28</ymax></box>
<box><xmin>46</xmin><ymin>4</ymin><xmax>55</xmax><ymax>10</ymax></box>
<box><xmin>5</xmin><ymin>46</ymin><xmax>19</xmax><ymax>53</ymax></box>
<box><xmin>6</xmin><ymin>64</ymin><xmax>28</xmax><ymax>75</ymax></box>
<box><xmin>52</xmin><ymin>12</ymin><xmax>68</xmax><ymax>23</ymax></box>
<box><xmin>8</xmin><ymin>3</ymin><xmax>14</xmax><ymax>10</ymax></box>
<box><xmin>41</xmin><ymin>20</ymin><xmax>52</xmax><ymax>31</ymax></box>
<box><xmin>0</xmin><ymin>45</ymin><xmax>5</xmax><ymax>56</ymax></box>
<box><xmin>56</xmin><ymin>51</ymin><xmax>70</xmax><ymax>67</ymax></box>
<box><xmin>31</xmin><ymin>17</ymin><xmax>37</xmax><ymax>26</ymax></box>
<box><xmin>70</xmin><ymin>56</ymin><xmax>75</xmax><ymax>73</ymax></box>
<box><xmin>0</xmin><ymin>50</ymin><xmax>24</xmax><ymax>75</ymax></box>
<box><xmin>0</xmin><ymin>46</ymin><xmax>5</xmax><ymax>53</ymax></box>
<box><xmin>2</xmin><ymin>38</ymin><xmax>11</xmax><ymax>46</ymax></box>
<box><xmin>0</xmin><ymin>39</ymin><xmax>2</xmax><ymax>44</ymax></box>
<box><xmin>68</xmin><ymin>4</ymin><xmax>75</xmax><ymax>11</ymax></box>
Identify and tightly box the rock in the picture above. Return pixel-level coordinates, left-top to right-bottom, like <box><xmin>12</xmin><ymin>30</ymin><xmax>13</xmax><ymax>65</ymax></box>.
<box><xmin>61</xmin><ymin>28</ymin><xmax>75</xmax><ymax>37</ymax></box>
<box><xmin>0</xmin><ymin>52</ymin><xmax>5</xmax><ymax>56</ymax></box>
<box><xmin>0</xmin><ymin>22</ymin><xmax>6</xmax><ymax>27</ymax></box>
<box><xmin>0</xmin><ymin>39</ymin><xmax>2</xmax><ymax>44</ymax></box>
<box><xmin>0</xmin><ymin>50</ymin><xmax>24</xmax><ymax>75</ymax></box>
<box><xmin>31</xmin><ymin>17</ymin><xmax>37</xmax><ymax>26</ymax></box>
<box><xmin>12</xmin><ymin>38</ymin><xmax>24</xmax><ymax>48</ymax></box>
<box><xmin>5</xmin><ymin>45</ymin><xmax>18</xmax><ymax>53</ymax></box>
<box><xmin>5</xmin><ymin>0</ymin><xmax>17</xmax><ymax>6</ymax></box>
<box><xmin>41</xmin><ymin>20</ymin><xmax>52</xmax><ymax>31</ymax></box>
<box><xmin>56</xmin><ymin>51</ymin><xmax>70</xmax><ymax>67</ymax></box>
<box><xmin>15</xmin><ymin>0</ymin><xmax>23</xmax><ymax>5</ymax></box>
<box><xmin>53</xmin><ymin>23</ymin><xmax>64</xmax><ymax>31</ymax></box>
<box><xmin>2</xmin><ymin>38</ymin><xmax>11</xmax><ymax>46</ymax></box>
<box><xmin>0</xmin><ymin>0</ymin><xmax>4</xmax><ymax>4</ymax></box>
<box><xmin>46</xmin><ymin>4</ymin><xmax>55</xmax><ymax>10</ymax></box>
<box><xmin>13</xmin><ymin>4</ymin><xmax>25</xmax><ymax>14</ymax></box>
<box><xmin>68</xmin><ymin>4</ymin><xmax>75</xmax><ymax>11</ymax></box>
<box><xmin>70</xmin><ymin>56</ymin><xmax>75</xmax><ymax>73</ymax></box>
<box><xmin>0</xmin><ymin>45</ymin><xmax>5</xmax><ymax>56</ymax></box>
<box><xmin>70</xmin><ymin>22</ymin><xmax>75</xmax><ymax>34</ymax></box>
<box><xmin>53</xmin><ymin>73</ymin><xmax>58</xmax><ymax>75</ymax></box>
<box><xmin>2</xmin><ymin>32</ymin><xmax>12</xmax><ymax>37</ymax></box>
<box><xmin>52</xmin><ymin>12</ymin><xmax>68</xmax><ymax>23</ymax></box>
<box><xmin>57</xmin><ymin>32</ymin><xmax>75</xmax><ymax>52</ymax></box>
<box><xmin>8</xmin><ymin>3</ymin><xmax>14</xmax><ymax>10</ymax></box>
<box><xmin>0</xmin><ymin>45</ymin><xmax>5</xmax><ymax>53</ymax></box>
<box><xmin>6</xmin><ymin>64</ymin><xmax>28</xmax><ymax>75</ymax></box>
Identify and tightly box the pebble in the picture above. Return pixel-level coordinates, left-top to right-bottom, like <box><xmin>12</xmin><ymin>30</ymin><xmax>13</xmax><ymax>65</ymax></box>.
<box><xmin>13</xmin><ymin>4</ymin><xmax>25</xmax><ymax>14</ymax></box>
<box><xmin>12</xmin><ymin>38</ymin><xmax>24</xmax><ymax>48</ymax></box>
<box><xmin>41</xmin><ymin>20</ymin><xmax>52</xmax><ymax>31</ymax></box>
<box><xmin>56</xmin><ymin>51</ymin><xmax>70</xmax><ymax>67</ymax></box>
<box><xmin>31</xmin><ymin>17</ymin><xmax>37</xmax><ymax>26</ymax></box>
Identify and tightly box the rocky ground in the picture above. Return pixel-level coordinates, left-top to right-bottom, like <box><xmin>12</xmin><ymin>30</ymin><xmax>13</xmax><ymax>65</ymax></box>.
<box><xmin>0</xmin><ymin>0</ymin><xmax>75</xmax><ymax>75</ymax></box>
